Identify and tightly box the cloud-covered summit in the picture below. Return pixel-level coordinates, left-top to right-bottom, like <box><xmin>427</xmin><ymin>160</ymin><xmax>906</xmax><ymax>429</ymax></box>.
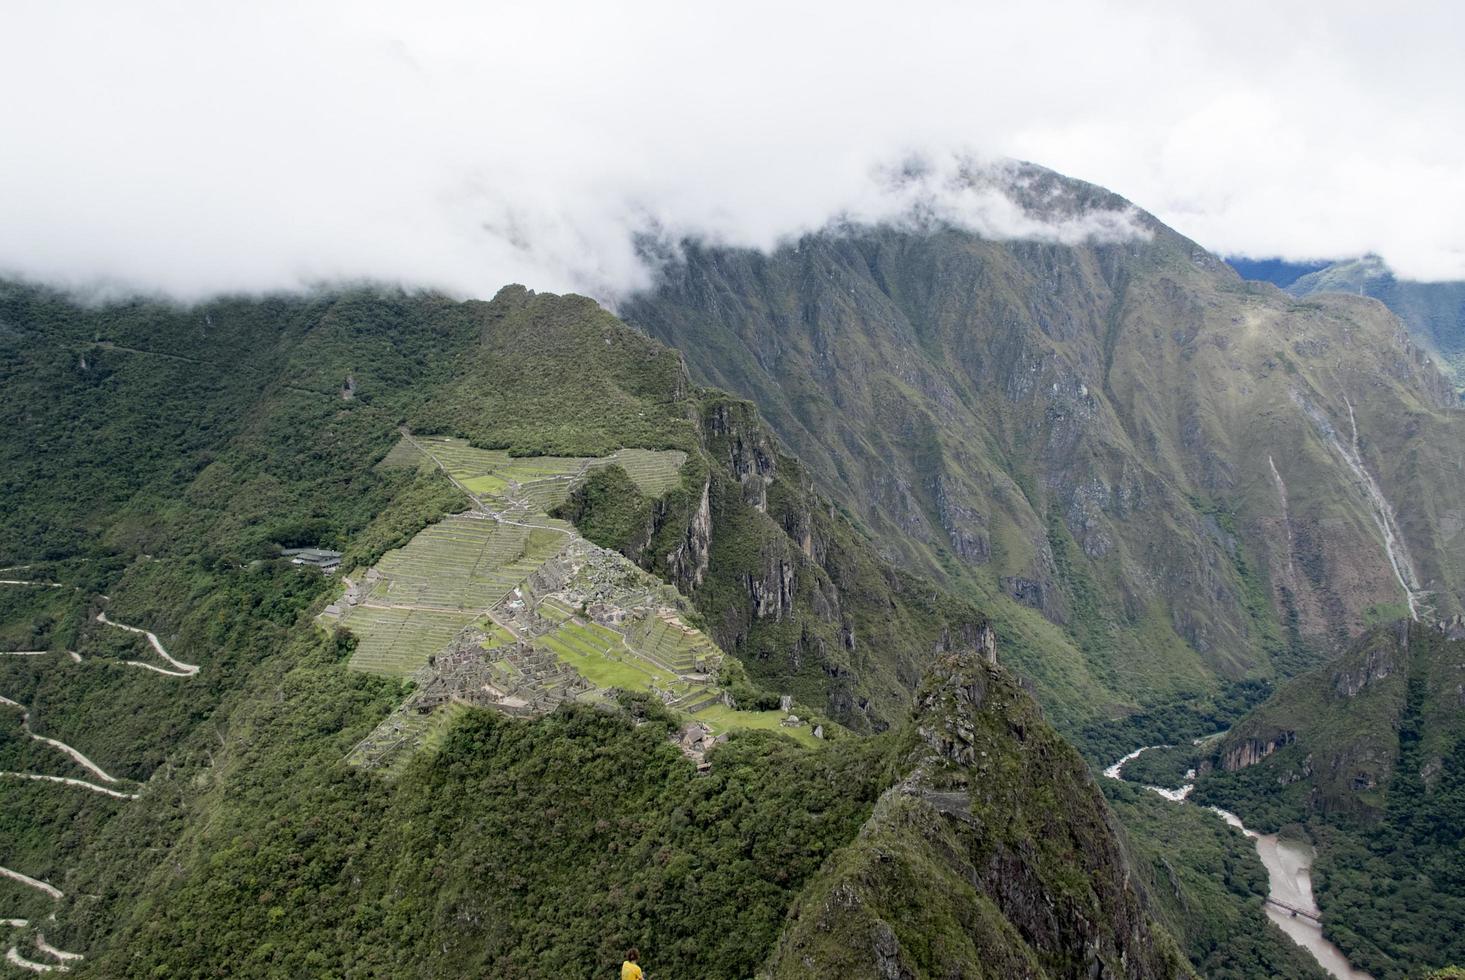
<box><xmin>2</xmin><ymin>1</ymin><xmax>1462</xmax><ymax>302</ymax></box>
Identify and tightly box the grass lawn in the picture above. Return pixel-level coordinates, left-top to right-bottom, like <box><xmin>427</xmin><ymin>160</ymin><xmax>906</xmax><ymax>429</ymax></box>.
<box><xmin>462</xmin><ymin>473</ymin><xmax>508</xmax><ymax>495</ymax></box>
<box><xmin>538</xmin><ymin>631</ymin><xmax>678</xmax><ymax>692</ymax></box>
<box><xmin>691</xmin><ymin>703</ymin><xmax>823</xmax><ymax>748</ymax></box>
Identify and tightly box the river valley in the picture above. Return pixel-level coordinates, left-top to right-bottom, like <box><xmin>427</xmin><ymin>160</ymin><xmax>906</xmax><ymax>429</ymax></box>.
<box><xmin>1105</xmin><ymin>745</ymin><xmax>1375</xmax><ymax>980</ymax></box>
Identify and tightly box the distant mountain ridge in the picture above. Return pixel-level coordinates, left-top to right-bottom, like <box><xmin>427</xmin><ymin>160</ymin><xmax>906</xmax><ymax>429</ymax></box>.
<box><xmin>1226</xmin><ymin>257</ymin><xmax>1333</xmax><ymax>288</ymax></box>
<box><xmin>624</xmin><ymin>167</ymin><xmax>1465</xmax><ymax>746</ymax></box>
<box><xmin>1286</xmin><ymin>256</ymin><xmax>1465</xmax><ymax>395</ymax></box>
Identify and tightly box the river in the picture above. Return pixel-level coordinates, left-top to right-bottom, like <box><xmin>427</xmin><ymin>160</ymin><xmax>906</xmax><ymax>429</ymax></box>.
<box><xmin>1105</xmin><ymin>745</ymin><xmax>1374</xmax><ymax>980</ymax></box>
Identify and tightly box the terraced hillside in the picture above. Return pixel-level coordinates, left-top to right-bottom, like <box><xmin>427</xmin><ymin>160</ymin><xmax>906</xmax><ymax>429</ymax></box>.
<box><xmin>327</xmin><ymin>433</ymin><xmax>826</xmax><ymax>771</ymax></box>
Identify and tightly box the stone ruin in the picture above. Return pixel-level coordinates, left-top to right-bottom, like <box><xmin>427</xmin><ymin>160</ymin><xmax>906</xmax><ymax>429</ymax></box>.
<box><xmin>671</xmin><ymin>720</ymin><xmax>727</xmax><ymax>772</ymax></box>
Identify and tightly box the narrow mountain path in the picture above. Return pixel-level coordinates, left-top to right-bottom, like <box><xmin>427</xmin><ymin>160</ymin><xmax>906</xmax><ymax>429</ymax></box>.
<box><xmin>118</xmin><ymin>660</ymin><xmax>193</xmax><ymax>677</ymax></box>
<box><xmin>81</xmin><ymin>340</ymin><xmax>198</xmax><ymax>363</ymax></box>
<box><xmin>33</xmin><ymin>936</ymin><xmax>81</xmax><ymax>966</ymax></box>
<box><xmin>5</xmin><ymin>945</ymin><xmax>60</xmax><ymax>973</ymax></box>
<box><xmin>4</xmin><ymin>932</ymin><xmax>82</xmax><ymax>974</ymax></box>
<box><xmin>94</xmin><ymin>613</ymin><xmax>199</xmax><ymax>675</ymax></box>
<box><xmin>0</xmin><ymin>695</ymin><xmax>120</xmax><ymax>784</ymax></box>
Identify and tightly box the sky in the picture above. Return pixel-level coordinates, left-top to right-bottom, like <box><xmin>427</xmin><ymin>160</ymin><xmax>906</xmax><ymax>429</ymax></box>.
<box><xmin>2</xmin><ymin>0</ymin><xmax>1463</xmax><ymax>302</ymax></box>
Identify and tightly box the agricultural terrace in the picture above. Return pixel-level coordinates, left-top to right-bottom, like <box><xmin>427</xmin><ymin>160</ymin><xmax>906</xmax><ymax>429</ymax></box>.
<box><xmin>366</xmin><ymin>516</ymin><xmax>564</xmax><ymax>612</ymax></box>
<box><xmin>629</xmin><ymin>613</ymin><xmax>720</xmax><ymax>674</ymax></box>
<box><xmin>338</xmin><ymin>606</ymin><xmax>475</xmax><ymax>676</ymax></box>
<box><xmin>381</xmin><ymin>434</ymin><xmax>687</xmax><ymax>512</ymax></box>
<box><xmin>535</xmin><ymin>620</ymin><xmax>679</xmax><ymax>695</ymax></box>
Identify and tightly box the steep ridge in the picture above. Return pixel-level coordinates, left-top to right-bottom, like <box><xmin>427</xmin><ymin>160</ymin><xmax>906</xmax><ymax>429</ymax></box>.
<box><xmin>762</xmin><ymin>642</ymin><xmax>1193</xmax><ymax>979</ymax></box>
<box><xmin>623</xmin><ymin>165</ymin><xmax>1465</xmax><ymax>736</ymax></box>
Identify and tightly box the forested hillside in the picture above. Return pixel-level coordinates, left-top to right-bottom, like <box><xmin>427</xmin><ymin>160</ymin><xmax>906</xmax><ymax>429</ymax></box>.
<box><xmin>1191</xmin><ymin>621</ymin><xmax>1465</xmax><ymax>978</ymax></box>
<box><xmin>0</xmin><ymin>280</ymin><xmax>1229</xmax><ymax>977</ymax></box>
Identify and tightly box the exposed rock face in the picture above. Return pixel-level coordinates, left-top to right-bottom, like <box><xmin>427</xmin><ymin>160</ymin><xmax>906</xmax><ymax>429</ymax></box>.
<box><xmin>746</xmin><ymin>555</ymin><xmax>796</xmax><ymax>620</ymax></box>
<box><xmin>545</xmin><ymin>360</ymin><xmax>991</xmax><ymax>732</ymax></box>
<box><xmin>709</xmin><ymin>400</ymin><xmax>777</xmax><ymax>512</ymax></box>
<box><xmin>664</xmin><ymin>477</ymin><xmax>711</xmax><ymax>591</ymax></box>
<box><xmin>1332</xmin><ymin>620</ymin><xmax>1408</xmax><ymax>697</ymax></box>
<box><xmin>1221</xmin><ymin>732</ymin><xmax>1296</xmax><ymax>771</ymax></box>
<box><xmin>763</xmin><ymin>643</ymin><xmax>1192</xmax><ymax>979</ymax></box>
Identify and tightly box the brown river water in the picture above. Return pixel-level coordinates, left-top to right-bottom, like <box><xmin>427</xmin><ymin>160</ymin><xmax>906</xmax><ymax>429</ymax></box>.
<box><xmin>1105</xmin><ymin>745</ymin><xmax>1374</xmax><ymax>980</ymax></box>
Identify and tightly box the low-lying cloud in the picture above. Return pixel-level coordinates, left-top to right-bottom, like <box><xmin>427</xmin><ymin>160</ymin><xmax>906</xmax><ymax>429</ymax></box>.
<box><xmin>2</xmin><ymin>1</ymin><xmax>1462</xmax><ymax>304</ymax></box>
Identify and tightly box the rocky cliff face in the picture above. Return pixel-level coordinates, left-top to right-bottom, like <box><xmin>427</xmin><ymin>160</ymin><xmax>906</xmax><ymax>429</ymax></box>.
<box><xmin>762</xmin><ymin>643</ymin><xmax>1192</xmax><ymax>979</ymax></box>
<box><xmin>1220</xmin><ymin>731</ymin><xmax>1296</xmax><ymax>772</ymax></box>
<box><xmin>624</xmin><ymin>169</ymin><xmax>1465</xmax><ymax>728</ymax></box>
<box><xmin>683</xmin><ymin>394</ymin><xmax>994</xmax><ymax>730</ymax></box>
<box><xmin>662</xmin><ymin>475</ymin><xmax>711</xmax><ymax>590</ymax></box>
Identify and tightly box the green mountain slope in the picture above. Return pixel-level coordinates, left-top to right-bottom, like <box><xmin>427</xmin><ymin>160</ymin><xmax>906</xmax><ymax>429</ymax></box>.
<box><xmin>1191</xmin><ymin>621</ymin><xmax>1465</xmax><ymax>977</ymax></box>
<box><xmin>623</xmin><ymin>165</ymin><xmax>1465</xmax><ymax>743</ymax></box>
<box><xmin>1288</xmin><ymin>255</ymin><xmax>1465</xmax><ymax>396</ymax></box>
<box><xmin>0</xmin><ymin>280</ymin><xmax>1198</xmax><ymax>976</ymax></box>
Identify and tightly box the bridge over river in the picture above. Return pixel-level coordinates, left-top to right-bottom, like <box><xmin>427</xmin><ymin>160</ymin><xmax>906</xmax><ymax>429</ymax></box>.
<box><xmin>1265</xmin><ymin>896</ymin><xmax>1322</xmax><ymax>923</ymax></box>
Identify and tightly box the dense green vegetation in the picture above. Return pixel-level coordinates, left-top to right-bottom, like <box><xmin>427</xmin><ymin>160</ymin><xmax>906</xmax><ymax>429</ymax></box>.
<box><xmin>1191</xmin><ymin>624</ymin><xmax>1465</xmax><ymax>977</ymax></box>
<box><xmin>78</xmin><ymin>617</ymin><xmax>888</xmax><ymax>978</ymax></box>
<box><xmin>1119</xmin><ymin>744</ymin><xmax>1201</xmax><ymax>788</ymax></box>
<box><xmin>0</xmin><ymin>279</ymin><xmax>1210</xmax><ymax>977</ymax></box>
<box><xmin>1078</xmin><ymin>678</ymin><xmax>1273</xmax><ymax>768</ymax></box>
<box><xmin>1103</xmin><ymin>780</ymin><xmax>1329</xmax><ymax>980</ymax></box>
<box><xmin>551</xmin><ymin>464</ymin><xmax>654</xmax><ymax>552</ymax></box>
<box><xmin>765</xmin><ymin>652</ymin><xmax>1194</xmax><ymax>979</ymax></box>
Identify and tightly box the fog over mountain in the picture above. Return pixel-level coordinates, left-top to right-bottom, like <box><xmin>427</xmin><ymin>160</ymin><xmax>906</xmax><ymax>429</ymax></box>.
<box><xmin>3</xmin><ymin>0</ymin><xmax>1464</xmax><ymax>301</ymax></box>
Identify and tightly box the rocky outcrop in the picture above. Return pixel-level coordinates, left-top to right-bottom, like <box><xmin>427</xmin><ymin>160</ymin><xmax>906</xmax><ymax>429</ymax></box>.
<box><xmin>1221</xmin><ymin>731</ymin><xmax>1296</xmax><ymax>771</ymax></box>
<box><xmin>1332</xmin><ymin>619</ymin><xmax>1408</xmax><ymax>697</ymax></box>
<box><xmin>709</xmin><ymin>400</ymin><xmax>777</xmax><ymax>512</ymax></box>
<box><xmin>1196</xmin><ymin>622</ymin><xmax>1465</xmax><ymax>827</ymax></box>
<box><xmin>746</xmin><ymin>554</ymin><xmax>797</xmax><ymax>621</ymax></box>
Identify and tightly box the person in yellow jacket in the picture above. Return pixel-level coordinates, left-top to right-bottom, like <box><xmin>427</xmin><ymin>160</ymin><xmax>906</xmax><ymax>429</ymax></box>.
<box><xmin>620</xmin><ymin>947</ymin><xmax>644</xmax><ymax>980</ymax></box>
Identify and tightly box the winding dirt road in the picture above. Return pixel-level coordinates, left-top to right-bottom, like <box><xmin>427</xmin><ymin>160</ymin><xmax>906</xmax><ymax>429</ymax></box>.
<box><xmin>94</xmin><ymin>613</ymin><xmax>199</xmax><ymax>676</ymax></box>
<box><xmin>0</xmin><ymin>771</ymin><xmax>138</xmax><ymax>800</ymax></box>
<box><xmin>0</xmin><ymin>695</ymin><xmax>120</xmax><ymax>784</ymax></box>
<box><xmin>0</xmin><ymin>867</ymin><xmax>61</xmax><ymax>901</ymax></box>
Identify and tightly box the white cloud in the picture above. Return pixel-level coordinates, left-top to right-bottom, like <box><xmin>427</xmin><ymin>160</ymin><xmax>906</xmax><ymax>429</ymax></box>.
<box><xmin>1</xmin><ymin>0</ymin><xmax>1462</xmax><ymax>302</ymax></box>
